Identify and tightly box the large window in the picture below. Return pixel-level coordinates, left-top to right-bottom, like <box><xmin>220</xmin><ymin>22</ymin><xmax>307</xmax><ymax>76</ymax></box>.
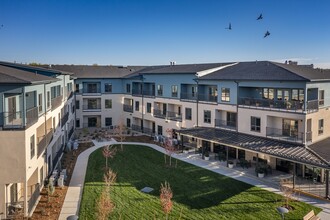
<box><xmin>87</xmin><ymin>99</ymin><xmax>98</xmax><ymax>109</ymax></box>
<box><xmin>263</xmin><ymin>88</ymin><xmax>274</xmax><ymax>99</ymax></box>
<box><xmin>292</xmin><ymin>89</ymin><xmax>304</xmax><ymax>101</ymax></box>
<box><xmin>30</xmin><ymin>135</ymin><xmax>35</xmax><ymax>159</ymax></box>
<box><xmin>38</xmin><ymin>93</ymin><xmax>43</xmax><ymax>112</ymax></box>
<box><xmin>147</xmin><ymin>103</ymin><xmax>151</xmax><ymax>113</ymax></box>
<box><xmin>185</xmin><ymin>108</ymin><xmax>192</xmax><ymax>120</ymax></box>
<box><xmin>204</xmin><ymin>110</ymin><xmax>211</xmax><ymax>123</ymax></box>
<box><xmin>105</xmin><ymin>117</ymin><xmax>112</xmax><ymax>126</ymax></box>
<box><xmin>251</xmin><ymin>117</ymin><xmax>261</xmax><ymax>132</ymax></box>
<box><xmin>104</xmin><ymin>83</ymin><xmax>112</xmax><ymax>93</ymax></box>
<box><xmin>157</xmin><ymin>85</ymin><xmax>163</xmax><ymax>96</ymax></box>
<box><xmin>105</xmin><ymin>99</ymin><xmax>112</xmax><ymax>109</ymax></box>
<box><xmin>221</xmin><ymin>88</ymin><xmax>230</xmax><ymax>102</ymax></box>
<box><xmin>319</xmin><ymin>119</ymin><xmax>324</xmax><ymax>135</ymax></box>
<box><xmin>87</xmin><ymin>83</ymin><xmax>98</xmax><ymax>93</ymax></box>
<box><xmin>171</xmin><ymin>85</ymin><xmax>178</xmax><ymax>97</ymax></box>
<box><xmin>319</xmin><ymin>90</ymin><xmax>325</xmax><ymax>106</ymax></box>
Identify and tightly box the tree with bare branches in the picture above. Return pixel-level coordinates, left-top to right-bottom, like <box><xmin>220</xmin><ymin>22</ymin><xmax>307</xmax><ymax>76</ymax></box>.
<box><xmin>114</xmin><ymin>121</ymin><xmax>127</xmax><ymax>151</ymax></box>
<box><xmin>102</xmin><ymin>145</ymin><xmax>117</xmax><ymax>170</ymax></box>
<box><xmin>164</xmin><ymin>128</ymin><xmax>177</xmax><ymax>167</ymax></box>
<box><xmin>279</xmin><ymin>179</ymin><xmax>295</xmax><ymax>209</ymax></box>
<box><xmin>160</xmin><ymin>181</ymin><xmax>173</xmax><ymax>220</ymax></box>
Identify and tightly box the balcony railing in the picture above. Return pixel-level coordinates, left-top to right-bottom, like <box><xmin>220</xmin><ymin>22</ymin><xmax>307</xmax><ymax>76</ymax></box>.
<box><xmin>306</xmin><ymin>131</ymin><xmax>312</xmax><ymax>142</ymax></box>
<box><xmin>198</xmin><ymin>94</ymin><xmax>217</xmax><ymax>102</ymax></box>
<box><xmin>180</xmin><ymin>92</ymin><xmax>197</xmax><ymax>101</ymax></box>
<box><xmin>67</xmin><ymin>91</ymin><xmax>73</xmax><ymax>99</ymax></box>
<box><xmin>82</xmin><ymin>104</ymin><xmax>101</xmax><ymax>111</ymax></box>
<box><xmin>28</xmin><ymin>183</ymin><xmax>40</xmax><ymax>213</ymax></box>
<box><xmin>68</xmin><ymin>126</ymin><xmax>74</xmax><ymax>139</ymax></box>
<box><xmin>123</xmin><ymin>104</ymin><xmax>133</xmax><ymax>113</ymax></box>
<box><xmin>132</xmin><ymin>89</ymin><xmax>155</xmax><ymax>97</ymax></box>
<box><xmin>153</xmin><ymin>109</ymin><xmax>166</xmax><ymax>119</ymax></box>
<box><xmin>52</xmin><ymin>144</ymin><xmax>64</xmax><ymax>168</ymax></box>
<box><xmin>131</xmin><ymin>124</ymin><xmax>154</xmax><ymax>135</ymax></box>
<box><xmin>214</xmin><ymin>119</ymin><xmax>236</xmax><ymax>130</ymax></box>
<box><xmin>26</xmin><ymin>106</ymin><xmax>39</xmax><ymax>128</ymax></box>
<box><xmin>51</xmin><ymin>95</ymin><xmax>63</xmax><ymax>111</ymax></box>
<box><xmin>307</xmin><ymin>100</ymin><xmax>319</xmax><ymax>112</ymax></box>
<box><xmin>61</xmin><ymin>112</ymin><xmax>69</xmax><ymax>127</ymax></box>
<box><xmin>266</xmin><ymin>127</ymin><xmax>304</xmax><ymax>143</ymax></box>
<box><xmin>166</xmin><ymin>111</ymin><xmax>182</xmax><ymax>121</ymax></box>
<box><xmin>82</xmin><ymin>88</ymin><xmax>101</xmax><ymax>93</ymax></box>
<box><xmin>37</xmin><ymin>129</ymin><xmax>53</xmax><ymax>158</ymax></box>
<box><xmin>239</xmin><ymin>97</ymin><xmax>304</xmax><ymax>111</ymax></box>
<box><xmin>2</xmin><ymin>111</ymin><xmax>23</xmax><ymax>128</ymax></box>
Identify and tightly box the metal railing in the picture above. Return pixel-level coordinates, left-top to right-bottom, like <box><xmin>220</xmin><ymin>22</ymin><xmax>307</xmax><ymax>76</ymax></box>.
<box><xmin>37</xmin><ymin>129</ymin><xmax>53</xmax><ymax>158</ymax></box>
<box><xmin>180</xmin><ymin>92</ymin><xmax>197</xmax><ymax>101</ymax></box>
<box><xmin>82</xmin><ymin>87</ymin><xmax>101</xmax><ymax>93</ymax></box>
<box><xmin>132</xmin><ymin>89</ymin><xmax>155</xmax><ymax>97</ymax></box>
<box><xmin>307</xmin><ymin>100</ymin><xmax>319</xmax><ymax>112</ymax></box>
<box><xmin>82</xmin><ymin>104</ymin><xmax>101</xmax><ymax>110</ymax></box>
<box><xmin>123</xmin><ymin>104</ymin><xmax>133</xmax><ymax>113</ymax></box>
<box><xmin>198</xmin><ymin>93</ymin><xmax>217</xmax><ymax>102</ymax></box>
<box><xmin>153</xmin><ymin>109</ymin><xmax>166</xmax><ymax>119</ymax></box>
<box><xmin>166</xmin><ymin>111</ymin><xmax>182</xmax><ymax>121</ymax></box>
<box><xmin>61</xmin><ymin>112</ymin><xmax>69</xmax><ymax>127</ymax></box>
<box><xmin>68</xmin><ymin>126</ymin><xmax>74</xmax><ymax>139</ymax></box>
<box><xmin>2</xmin><ymin>111</ymin><xmax>23</xmax><ymax>128</ymax></box>
<box><xmin>28</xmin><ymin>183</ymin><xmax>40</xmax><ymax>213</ymax></box>
<box><xmin>266</xmin><ymin>127</ymin><xmax>304</xmax><ymax>143</ymax></box>
<box><xmin>51</xmin><ymin>95</ymin><xmax>63</xmax><ymax>111</ymax></box>
<box><xmin>131</xmin><ymin>124</ymin><xmax>154</xmax><ymax>136</ymax></box>
<box><xmin>26</xmin><ymin>106</ymin><xmax>39</xmax><ymax>128</ymax></box>
<box><xmin>52</xmin><ymin>144</ymin><xmax>64</xmax><ymax>168</ymax></box>
<box><xmin>67</xmin><ymin>91</ymin><xmax>73</xmax><ymax>99</ymax></box>
<box><xmin>214</xmin><ymin>119</ymin><xmax>236</xmax><ymax>130</ymax></box>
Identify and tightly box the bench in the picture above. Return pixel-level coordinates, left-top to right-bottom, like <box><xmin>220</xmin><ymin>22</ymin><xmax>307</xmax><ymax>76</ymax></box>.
<box><xmin>303</xmin><ymin>210</ymin><xmax>320</xmax><ymax>220</ymax></box>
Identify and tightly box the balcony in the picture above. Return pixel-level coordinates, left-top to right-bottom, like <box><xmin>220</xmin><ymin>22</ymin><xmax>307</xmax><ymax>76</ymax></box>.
<box><xmin>214</xmin><ymin>119</ymin><xmax>236</xmax><ymax>130</ymax></box>
<box><xmin>83</xmin><ymin>104</ymin><xmax>101</xmax><ymax>111</ymax></box>
<box><xmin>266</xmin><ymin>127</ymin><xmax>305</xmax><ymax>143</ymax></box>
<box><xmin>2</xmin><ymin>111</ymin><xmax>23</xmax><ymax>128</ymax></box>
<box><xmin>123</xmin><ymin>104</ymin><xmax>133</xmax><ymax>113</ymax></box>
<box><xmin>37</xmin><ymin>129</ymin><xmax>53</xmax><ymax>158</ymax></box>
<box><xmin>67</xmin><ymin>91</ymin><xmax>73</xmax><ymax>99</ymax></box>
<box><xmin>131</xmin><ymin>124</ymin><xmax>154</xmax><ymax>135</ymax></box>
<box><xmin>132</xmin><ymin>89</ymin><xmax>155</xmax><ymax>97</ymax></box>
<box><xmin>180</xmin><ymin>92</ymin><xmax>197</xmax><ymax>101</ymax></box>
<box><xmin>52</xmin><ymin>144</ymin><xmax>64</xmax><ymax>168</ymax></box>
<box><xmin>198</xmin><ymin>93</ymin><xmax>217</xmax><ymax>103</ymax></box>
<box><xmin>153</xmin><ymin>109</ymin><xmax>166</xmax><ymax>119</ymax></box>
<box><xmin>51</xmin><ymin>95</ymin><xmax>63</xmax><ymax>111</ymax></box>
<box><xmin>68</xmin><ymin>126</ymin><xmax>74</xmax><ymax>139</ymax></box>
<box><xmin>28</xmin><ymin>183</ymin><xmax>40</xmax><ymax>213</ymax></box>
<box><xmin>26</xmin><ymin>106</ymin><xmax>39</xmax><ymax>128</ymax></box>
<box><xmin>61</xmin><ymin>112</ymin><xmax>69</xmax><ymax>127</ymax></box>
<box><xmin>239</xmin><ymin>97</ymin><xmax>305</xmax><ymax>112</ymax></box>
<box><xmin>307</xmin><ymin>100</ymin><xmax>319</xmax><ymax>112</ymax></box>
<box><xmin>166</xmin><ymin>111</ymin><xmax>182</xmax><ymax>121</ymax></box>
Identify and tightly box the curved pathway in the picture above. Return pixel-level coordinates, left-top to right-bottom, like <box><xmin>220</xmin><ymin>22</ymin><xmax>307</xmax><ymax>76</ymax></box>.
<box><xmin>59</xmin><ymin>140</ymin><xmax>329</xmax><ymax>219</ymax></box>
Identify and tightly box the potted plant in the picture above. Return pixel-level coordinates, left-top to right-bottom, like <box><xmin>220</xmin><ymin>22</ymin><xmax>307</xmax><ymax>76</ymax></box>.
<box><xmin>228</xmin><ymin>160</ymin><xmax>234</xmax><ymax>168</ymax></box>
<box><xmin>204</xmin><ymin>151</ymin><xmax>210</xmax><ymax>161</ymax></box>
<box><xmin>255</xmin><ymin>163</ymin><xmax>267</xmax><ymax>178</ymax></box>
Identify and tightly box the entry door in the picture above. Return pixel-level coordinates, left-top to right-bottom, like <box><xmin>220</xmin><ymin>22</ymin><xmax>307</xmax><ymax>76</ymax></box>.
<box><xmin>88</xmin><ymin>117</ymin><xmax>97</xmax><ymax>127</ymax></box>
<box><xmin>8</xmin><ymin>96</ymin><xmax>17</xmax><ymax>122</ymax></box>
<box><xmin>307</xmin><ymin>119</ymin><xmax>312</xmax><ymax>141</ymax></box>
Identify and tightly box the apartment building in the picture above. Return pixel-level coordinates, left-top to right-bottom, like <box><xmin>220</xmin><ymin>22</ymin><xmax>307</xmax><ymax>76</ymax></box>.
<box><xmin>0</xmin><ymin>62</ymin><xmax>75</xmax><ymax>218</ymax></box>
<box><xmin>51</xmin><ymin>61</ymin><xmax>330</xmax><ymax>199</ymax></box>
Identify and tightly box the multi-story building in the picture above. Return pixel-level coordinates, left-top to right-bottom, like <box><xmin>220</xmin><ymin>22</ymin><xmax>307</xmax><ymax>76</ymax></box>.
<box><xmin>1</xmin><ymin>60</ymin><xmax>330</xmax><ymax>218</ymax></box>
<box><xmin>0</xmin><ymin>62</ymin><xmax>75</xmax><ymax>218</ymax></box>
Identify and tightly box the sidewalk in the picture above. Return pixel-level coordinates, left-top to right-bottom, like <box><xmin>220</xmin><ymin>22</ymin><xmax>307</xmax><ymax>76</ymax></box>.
<box><xmin>59</xmin><ymin>141</ymin><xmax>330</xmax><ymax>219</ymax></box>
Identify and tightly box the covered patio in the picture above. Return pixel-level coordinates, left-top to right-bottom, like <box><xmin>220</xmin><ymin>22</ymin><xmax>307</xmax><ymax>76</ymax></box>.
<box><xmin>177</xmin><ymin>127</ymin><xmax>330</xmax><ymax>199</ymax></box>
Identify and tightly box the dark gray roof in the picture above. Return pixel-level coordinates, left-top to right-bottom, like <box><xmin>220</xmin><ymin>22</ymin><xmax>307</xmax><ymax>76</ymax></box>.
<box><xmin>309</xmin><ymin>138</ymin><xmax>330</xmax><ymax>163</ymax></box>
<box><xmin>139</xmin><ymin>62</ymin><xmax>233</xmax><ymax>74</ymax></box>
<box><xmin>178</xmin><ymin>127</ymin><xmax>329</xmax><ymax>168</ymax></box>
<box><xmin>0</xmin><ymin>65</ymin><xmax>59</xmax><ymax>84</ymax></box>
<box><xmin>47</xmin><ymin>65</ymin><xmax>146</xmax><ymax>79</ymax></box>
<box><xmin>199</xmin><ymin>61</ymin><xmax>330</xmax><ymax>82</ymax></box>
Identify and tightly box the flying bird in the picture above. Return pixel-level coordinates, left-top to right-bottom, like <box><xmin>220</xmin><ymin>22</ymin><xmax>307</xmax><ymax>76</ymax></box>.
<box><xmin>257</xmin><ymin>14</ymin><xmax>263</xmax><ymax>20</ymax></box>
<box><xmin>264</xmin><ymin>30</ymin><xmax>270</xmax><ymax>38</ymax></box>
<box><xmin>225</xmin><ymin>23</ymin><xmax>232</xmax><ymax>30</ymax></box>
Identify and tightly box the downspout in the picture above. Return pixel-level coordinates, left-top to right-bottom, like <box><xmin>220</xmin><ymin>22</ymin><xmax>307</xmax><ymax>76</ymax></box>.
<box><xmin>234</xmin><ymin>81</ymin><xmax>239</xmax><ymax>132</ymax></box>
<box><xmin>44</xmin><ymin>83</ymin><xmax>47</xmax><ymax>177</ymax></box>
<box><xmin>141</xmin><ymin>74</ymin><xmax>144</xmax><ymax>133</ymax></box>
<box><xmin>194</xmin><ymin>77</ymin><xmax>199</xmax><ymax>127</ymax></box>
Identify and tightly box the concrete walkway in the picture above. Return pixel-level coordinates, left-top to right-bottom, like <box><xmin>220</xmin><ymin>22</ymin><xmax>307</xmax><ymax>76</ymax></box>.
<box><xmin>59</xmin><ymin>141</ymin><xmax>330</xmax><ymax>219</ymax></box>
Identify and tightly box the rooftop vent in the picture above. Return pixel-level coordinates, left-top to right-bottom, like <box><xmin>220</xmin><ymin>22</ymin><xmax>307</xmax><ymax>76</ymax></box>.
<box><xmin>170</xmin><ymin>61</ymin><xmax>176</xmax><ymax>66</ymax></box>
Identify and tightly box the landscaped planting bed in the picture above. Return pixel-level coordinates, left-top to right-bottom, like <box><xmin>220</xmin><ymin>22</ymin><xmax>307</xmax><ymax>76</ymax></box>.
<box><xmin>79</xmin><ymin>144</ymin><xmax>321</xmax><ymax>219</ymax></box>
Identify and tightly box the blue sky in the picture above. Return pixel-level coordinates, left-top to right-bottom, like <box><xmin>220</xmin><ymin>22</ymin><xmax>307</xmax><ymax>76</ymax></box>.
<box><xmin>0</xmin><ymin>0</ymin><xmax>329</xmax><ymax>68</ymax></box>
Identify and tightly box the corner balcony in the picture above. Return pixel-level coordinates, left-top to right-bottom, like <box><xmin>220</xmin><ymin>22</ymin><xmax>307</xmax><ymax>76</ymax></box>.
<box><xmin>266</xmin><ymin>127</ymin><xmax>306</xmax><ymax>143</ymax></box>
<box><xmin>83</xmin><ymin>104</ymin><xmax>101</xmax><ymax>112</ymax></box>
<box><xmin>51</xmin><ymin>95</ymin><xmax>63</xmax><ymax>111</ymax></box>
<box><xmin>167</xmin><ymin>111</ymin><xmax>182</xmax><ymax>122</ymax></box>
<box><xmin>239</xmin><ymin>97</ymin><xmax>319</xmax><ymax>113</ymax></box>
<box><xmin>153</xmin><ymin>109</ymin><xmax>166</xmax><ymax>119</ymax></box>
<box><xmin>214</xmin><ymin>119</ymin><xmax>236</xmax><ymax>130</ymax></box>
<box><xmin>2</xmin><ymin>111</ymin><xmax>23</xmax><ymax>128</ymax></box>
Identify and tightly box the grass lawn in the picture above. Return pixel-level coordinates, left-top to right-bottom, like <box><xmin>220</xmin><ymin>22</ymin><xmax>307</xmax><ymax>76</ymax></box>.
<box><xmin>79</xmin><ymin>145</ymin><xmax>321</xmax><ymax>219</ymax></box>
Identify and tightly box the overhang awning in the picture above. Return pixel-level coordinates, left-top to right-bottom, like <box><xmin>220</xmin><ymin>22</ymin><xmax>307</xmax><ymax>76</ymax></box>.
<box><xmin>177</xmin><ymin>127</ymin><xmax>330</xmax><ymax>169</ymax></box>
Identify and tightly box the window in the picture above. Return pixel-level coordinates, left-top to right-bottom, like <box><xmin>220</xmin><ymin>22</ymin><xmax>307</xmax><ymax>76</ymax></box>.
<box><xmin>221</xmin><ymin>88</ymin><xmax>230</xmax><ymax>102</ymax></box>
<box><xmin>38</xmin><ymin>93</ymin><xmax>43</xmax><ymax>112</ymax></box>
<box><xmin>319</xmin><ymin>119</ymin><xmax>324</xmax><ymax>135</ymax></box>
<box><xmin>185</xmin><ymin>108</ymin><xmax>192</xmax><ymax>120</ymax></box>
<box><xmin>158</xmin><ymin>125</ymin><xmax>163</xmax><ymax>135</ymax></box>
<box><xmin>147</xmin><ymin>103</ymin><xmax>151</xmax><ymax>113</ymax></box>
<box><xmin>75</xmin><ymin>84</ymin><xmax>80</xmax><ymax>93</ymax></box>
<box><xmin>76</xmin><ymin>119</ymin><xmax>80</xmax><ymax>128</ymax></box>
<box><xmin>319</xmin><ymin>90</ymin><xmax>325</xmax><ymax>106</ymax></box>
<box><xmin>87</xmin><ymin>99</ymin><xmax>98</xmax><ymax>109</ymax></box>
<box><xmin>87</xmin><ymin>83</ymin><xmax>98</xmax><ymax>93</ymax></box>
<box><xmin>104</xmin><ymin>83</ymin><xmax>112</xmax><ymax>93</ymax></box>
<box><xmin>204</xmin><ymin>110</ymin><xmax>211</xmax><ymax>123</ymax></box>
<box><xmin>105</xmin><ymin>99</ymin><xmax>112</xmax><ymax>109</ymax></box>
<box><xmin>157</xmin><ymin>85</ymin><xmax>163</xmax><ymax>96</ymax></box>
<box><xmin>105</xmin><ymin>117</ymin><xmax>112</xmax><ymax>126</ymax></box>
<box><xmin>126</xmin><ymin>118</ymin><xmax>131</xmax><ymax>128</ymax></box>
<box><xmin>263</xmin><ymin>88</ymin><xmax>274</xmax><ymax>99</ymax></box>
<box><xmin>30</xmin><ymin>135</ymin><xmax>35</xmax><ymax>159</ymax></box>
<box><xmin>284</xmin><ymin>90</ymin><xmax>289</xmax><ymax>101</ymax></box>
<box><xmin>171</xmin><ymin>85</ymin><xmax>178</xmax><ymax>97</ymax></box>
<box><xmin>277</xmin><ymin>89</ymin><xmax>283</xmax><ymax>100</ymax></box>
<box><xmin>135</xmin><ymin>101</ymin><xmax>139</xmax><ymax>111</ymax></box>
<box><xmin>251</xmin><ymin>117</ymin><xmax>261</xmax><ymax>132</ymax></box>
<box><xmin>126</xmin><ymin>84</ymin><xmax>131</xmax><ymax>93</ymax></box>
<box><xmin>76</xmin><ymin>100</ymin><xmax>80</xmax><ymax>109</ymax></box>
<box><xmin>47</xmin><ymin>91</ymin><xmax>50</xmax><ymax>108</ymax></box>
<box><xmin>291</xmin><ymin>89</ymin><xmax>304</xmax><ymax>101</ymax></box>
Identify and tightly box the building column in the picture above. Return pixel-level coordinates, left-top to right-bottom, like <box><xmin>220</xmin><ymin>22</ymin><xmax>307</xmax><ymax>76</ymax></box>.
<box><xmin>321</xmin><ymin>169</ymin><xmax>325</xmax><ymax>183</ymax></box>
<box><xmin>325</xmin><ymin>170</ymin><xmax>329</xmax><ymax>199</ymax></box>
<box><xmin>210</xmin><ymin>142</ymin><xmax>214</xmax><ymax>153</ymax></box>
<box><xmin>236</xmin><ymin>149</ymin><xmax>239</xmax><ymax>159</ymax></box>
<box><xmin>180</xmin><ymin>135</ymin><xmax>184</xmax><ymax>152</ymax></box>
<box><xmin>226</xmin><ymin>146</ymin><xmax>229</xmax><ymax>166</ymax></box>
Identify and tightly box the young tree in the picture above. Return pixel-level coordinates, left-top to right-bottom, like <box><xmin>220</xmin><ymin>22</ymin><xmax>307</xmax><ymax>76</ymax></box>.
<box><xmin>160</xmin><ymin>181</ymin><xmax>173</xmax><ymax>220</ymax></box>
<box><xmin>279</xmin><ymin>179</ymin><xmax>295</xmax><ymax>209</ymax></box>
<box><xmin>164</xmin><ymin>128</ymin><xmax>176</xmax><ymax>167</ymax></box>
<box><xmin>114</xmin><ymin>121</ymin><xmax>127</xmax><ymax>151</ymax></box>
<box><xmin>102</xmin><ymin>145</ymin><xmax>117</xmax><ymax>170</ymax></box>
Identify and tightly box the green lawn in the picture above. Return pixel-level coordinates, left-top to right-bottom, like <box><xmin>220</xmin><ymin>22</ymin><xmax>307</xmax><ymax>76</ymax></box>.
<box><xmin>79</xmin><ymin>145</ymin><xmax>321</xmax><ymax>219</ymax></box>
